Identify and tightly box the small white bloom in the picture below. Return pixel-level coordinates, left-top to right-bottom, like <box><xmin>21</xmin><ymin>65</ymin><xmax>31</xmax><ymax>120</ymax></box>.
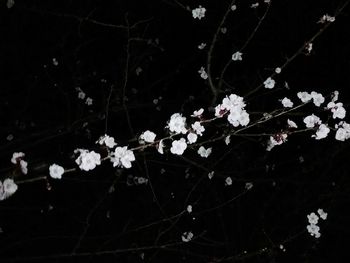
<box><xmin>307</xmin><ymin>212</ymin><xmax>319</xmax><ymax>224</ymax></box>
<box><xmin>187</xmin><ymin>205</ymin><xmax>193</xmax><ymax>213</ymax></box>
<box><xmin>225</xmin><ymin>177</ymin><xmax>232</xmax><ymax>186</ymax></box>
<box><xmin>85</xmin><ymin>97</ymin><xmax>93</xmax><ymax>106</ymax></box>
<box><xmin>187</xmin><ymin>133</ymin><xmax>198</xmax><ymax>144</ymax></box>
<box><xmin>139</xmin><ymin>130</ymin><xmax>156</xmax><ymax>143</ymax></box>
<box><xmin>198</xmin><ymin>43</ymin><xmax>206</xmax><ymax>50</ymax></box>
<box><xmin>313</xmin><ymin>124</ymin><xmax>330</xmax><ymax>140</ymax></box>
<box><xmin>245</xmin><ymin>182</ymin><xmax>254</xmax><ymax>190</ymax></box>
<box><xmin>52</xmin><ymin>58</ymin><xmax>58</xmax><ymax>66</ymax></box>
<box><xmin>191</xmin><ymin>108</ymin><xmax>204</xmax><ymax>117</ymax></box>
<box><xmin>181</xmin><ymin>231</ymin><xmax>194</xmax><ymax>242</ymax></box>
<box><xmin>317</xmin><ymin>208</ymin><xmax>328</xmax><ymax>220</ymax></box>
<box><xmin>97</xmin><ymin>134</ymin><xmax>117</xmax><ymax>148</ymax></box>
<box><xmin>232</xmin><ymin>51</ymin><xmax>243</xmax><ymax>61</ymax></box>
<box><xmin>0</xmin><ymin>179</ymin><xmax>18</xmax><ymax>201</ymax></box>
<box><xmin>11</xmin><ymin>152</ymin><xmax>25</xmax><ymax>164</ymax></box>
<box><xmin>6</xmin><ymin>134</ymin><xmax>13</xmax><ymax>141</ymax></box>
<box><xmin>78</xmin><ymin>91</ymin><xmax>86</xmax><ymax>100</ymax></box>
<box><xmin>192</xmin><ymin>6</ymin><xmax>206</xmax><ymax>20</ymax></box>
<box><xmin>251</xmin><ymin>2</ymin><xmax>259</xmax><ymax>8</ymax></box>
<box><xmin>275</xmin><ymin>67</ymin><xmax>281</xmax><ymax>74</ymax></box>
<box><xmin>157</xmin><ymin>140</ymin><xmax>165</xmax><ymax>154</ymax></box>
<box><xmin>318</xmin><ymin>14</ymin><xmax>335</xmax><ymax>23</ymax></box>
<box><xmin>297</xmin><ymin>92</ymin><xmax>312</xmax><ymax>103</ymax></box>
<box><xmin>231</xmin><ymin>4</ymin><xmax>237</xmax><ymax>11</ymax></box>
<box><xmin>307</xmin><ymin>224</ymin><xmax>321</xmax><ymax>238</ymax></box>
<box><xmin>6</xmin><ymin>0</ymin><xmax>15</xmax><ymax>8</ymax></box>
<box><xmin>303</xmin><ymin>114</ymin><xmax>321</xmax><ymax>128</ymax></box>
<box><xmin>266</xmin><ymin>133</ymin><xmax>288</xmax><ymax>151</ymax></box>
<box><xmin>170</xmin><ymin>138</ymin><xmax>187</xmax><ymax>155</ymax></box>
<box><xmin>264</xmin><ymin>77</ymin><xmax>275</xmax><ymax>89</ymax></box>
<box><xmin>192</xmin><ymin>121</ymin><xmax>205</xmax><ymax>136</ymax></box>
<box><xmin>311</xmin><ymin>91</ymin><xmax>325</xmax><ymax>107</ymax></box>
<box><xmin>198</xmin><ymin>66</ymin><xmax>208</xmax><ymax>80</ymax></box>
<box><xmin>197</xmin><ymin>146</ymin><xmax>212</xmax><ymax>158</ymax></box>
<box><xmin>281</xmin><ymin>97</ymin><xmax>293</xmax><ymax>108</ymax></box>
<box><xmin>75</xmin><ymin>150</ymin><xmax>101</xmax><ymax>171</ymax></box>
<box><xmin>20</xmin><ymin>160</ymin><xmax>28</xmax><ymax>175</ymax></box>
<box><xmin>225</xmin><ymin>135</ymin><xmax>231</xmax><ymax>145</ymax></box>
<box><xmin>327</xmin><ymin>102</ymin><xmax>346</xmax><ymax>119</ymax></box>
<box><xmin>208</xmin><ymin>171</ymin><xmax>215</xmax><ymax>179</ymax></box>
<box><xmin>168</xmin><ymin>113</ymin><xmax>187</xmax><ymax>134</ymax></box>
<box><xmin>49</xmin><ymin>164</ymin><xmax>64</xmax><ymax>179</ymax></box>
<box><xmin>135</xmin><ymin>67</ymin><xmax>143</xmax><ymax>76</ymax></box>
<box><xmin>111</xmin><ymin>146</ymin><xmax>135</xmax><ymax>169</ymax></box>
<box><xmin>287</xmin><ymin>119</ymin><xmax>298</xmax><ymax>128</ymax></box>
<box><xmin>331</xmin><ymin>90</ymin><xmax>339</xmax><ymax>102</ymax></box>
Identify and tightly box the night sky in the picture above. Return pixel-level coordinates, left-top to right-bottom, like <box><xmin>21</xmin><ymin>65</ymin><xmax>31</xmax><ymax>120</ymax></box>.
<box><xmin>1</xmin><ymin>0</ymin><xmax>350</xmax><ymax>262</ymax></box>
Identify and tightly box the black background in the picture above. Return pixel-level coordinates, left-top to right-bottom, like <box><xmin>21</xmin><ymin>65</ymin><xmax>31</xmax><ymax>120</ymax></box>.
<box><xmin>1</xmin><ymin>0</ymin><xmax>350</xmax><ymax>262</ymax></box>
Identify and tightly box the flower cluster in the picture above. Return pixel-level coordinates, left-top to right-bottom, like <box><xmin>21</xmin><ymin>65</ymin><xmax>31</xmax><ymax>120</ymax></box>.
<box><xmin>306</xmin><ymin>209</ymin><xmax>327</xmax><ymax>238</ymax></box>
<box><xmin>96</xmin><ymin>134</ymin><xmax>117</xmax><ymax>148</ymax></box>
<box><xmin>192</xmin><ymin>6</ymin><xmax>206</xmax><ymax>20</ymax></box>
<box><xmin>215</xmin><ymin>94</ymin><xmax>250</xmax><ymax>127</ymax></box>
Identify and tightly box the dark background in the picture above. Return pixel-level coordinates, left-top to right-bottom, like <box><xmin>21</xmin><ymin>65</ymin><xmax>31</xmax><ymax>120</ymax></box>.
<box><xmin>1</xmin><ymin>0</ymin><xmax>350</xmax><ymax>262</ymax></box>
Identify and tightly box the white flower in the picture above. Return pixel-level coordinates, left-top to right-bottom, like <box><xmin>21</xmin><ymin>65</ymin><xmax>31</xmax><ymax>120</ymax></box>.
<box><xmin>198</xmin><ymin>67</ymin><xmax>208</xmax><ymax>79</ymax></box>
<box><xmin>335</xmin><ymin>127</ymin><xmax>348</xmax><ymax>141</ymax></box>
<box><xmin>191</xmin><ymin>121</ymin><xmax>205</xmax><ymax>136</ymax></box>
<box><xmin>225</xmin><ymin>176</ymin><xmax>233</xmax><ymax>186</ymax></box>
<box><xmin>97</xmin><ymin>134</ymin><xmax>117</xmax><ymax>148</ymax></box>
<box><xmin>264</xmin><ymin>77</ymin><xmax>275</xmax><ymax>89</ymax></box>
<box><xmin>191</xmin><ymin>108</ymin><xmax>204</xmax><ymax>117</ymax></box>
<box><xmin>168</xmin><ymin>113</ymin><xmax>187</xmax><ymax>134</ymax></box>
<box><xmin>318</xmin><ymin>14</ymin><xmax>335</xmax><ymax>23</ymax></box>
<box><xmin>187</xmin><ymin>205</ymin><xmax>193</xmax><ymax>213</ymax></box>
<box><xmin>187</xmin><ymin>133</ymin><xmax>198</xmax><ymax>144</ymax></box>
<box><xmin>307</xmin><ymin>212</ymin><xmax>319</xmax><ymax>224</ymax></box>
<box><xmin>85</xmin><ymin>97</ymin><xmax>93</xmax><ymax>105</ymax></box>
<box><xmin>11</xmin><ymin>152</ymin><xmax>25</xmax><ymax>164</ymax></box>
<box><xmin>303</xmin><ymin>114</ymin><xmax>321</xmax><ymax>128</ymax></box>
<box><xmin>111</xmin><ymin>146</ymin><xmax>135</xmax><ymax>169</ymax></box>
<box><xmin>266</xmin><ymin>133</ymin><xmax>288</xmax><ymax>151</ymax></box>
<box><xmin>0</xmin><ymin>179</ymin><xmax>18</xmax><ymax>201</ymax></box>
<box><xmin>139</xmin><ymin>130</ymin><xmax>156</xmax><ymax>143</ymax></box>
<box><xmin>251</xmin><ymin>2</ymin><xmax>259</xmax><ymax>8</ymax></box>
<box><xmin>197</xmin><ymin>146</ymin><xmax>212</xmax><ymax>158</ymax></box>
<box><xmin>327</xmin><ymin>102</ymin><xmax>346</xmax><ymax>119</ymax></box>
<box><xmin>232</xmin><ymin>51</ymin><xmax>243</xmax><ymax>61</ymax></box>
<box><xmin>231</xmin><ymin>4</ymin><xmax>237</xmax><ymax>11</ymax></box>
<box><xmin>208</xmin><ymin>171</ymin><xmax>215</xmax><ymax>179</ymax></box>
<box><xmin>181</xmin><ymin>231</ymin><xmax>194</xmax><ymax>242</ymax></box>
<box><xmin>245</xmin><ymin>182</ymin><xmax>254</xmax><ymax>190</ymax></box>
<box><xmin>157</xmin><ymin>140</ymin><xmax>165</xmax><ymax>154</ymax></box>
<box><xmin>192</xmin><ymin>6</ymin><xmax>206</xmax><ymax>20</ymax></box>
<box><xmin>287</xmin><ymin>119</ymin><xmax>298</xmax><ymax>128</ymax></box>
<box><xmin>331</xmin><ymin>90</ymin><xmax>339</xmax><ymax>102</ymax></box>
<box><xmin>52</xmin><ymin>58</ymin><xmax>59</xmax><ymax>66</ymax></box>
<box><xmin>75</xmin><ymin>150</ymin><xmax>101</xmax><ymax>171</ymax></box>
<box><xmin>7</xmin><ymin>0</ymin><xmax>15</xmax><ymax>8</ymax></box>
<box><xmin>78</xmin><ymin>91</ymin><xmax>86</xmax><ymax>100</ymax></box>
<box><xmin>49</xmin><ymin>164</ymin><xmax>64</xmax><ymax>179</ymax></box>
<box><xmin>310</xmin><ymin>91</ymin><xmax>325</xmax><ymax>107</ymax></box>
<box><xmin>198</xmin><ymin>43</ymin><xmax>206</xmax><ymax>50</ymax></box>
<box><xmin>297</xmin><ymin>92</ymin><xmax>312</xmax><ymax>103</ymax></box>
<box><xmin>20</xmin><ymin>160</ymin><xmax>28</xmax><ymax>175</ymax></box>
<box><xmin>317</xmin><ymin>208</ymin><xmax>328</xmax><ymax>220</ymax></box>
<box><xmin>313</xmin><ymin>124</ymin><xmax>330</xmax><ymax>140</ymax></box>
<box><xmin>225</xmin><ymin>135</ymin><xmax>231</xmax><ymax>145</ymax></box>
<box><xmin>170</xmin><ymin>138</ymin><xmax>187</xmax><ymax>155</ymax></box>
<box><xmin>275</xmin><ymin>67</ymin><xmax>281</xmax><ymax>74</ymax></box>
<box><xmin>307</xmin><ymin>224</ymin><xmax>321</xmax><ymax>238</ymax></box>
<box><xmin>135</xmin><ymin>67</ymin><xmax>143</xmax><ymax>76</ymax></box>
<box><xmin>281</xmin><ymin>97</ymin><xmax>293</xmax><ymax>108</ymax></box>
